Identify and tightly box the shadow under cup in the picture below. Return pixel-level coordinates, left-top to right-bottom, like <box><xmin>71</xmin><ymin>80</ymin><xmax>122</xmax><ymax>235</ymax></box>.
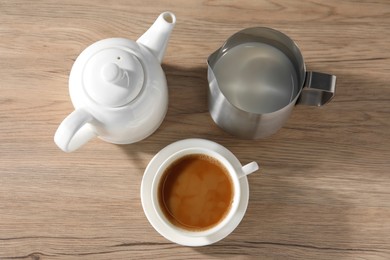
<box><xmin>151</xmin><ymin>148</ymin><xmax>242</xmax><ymax>237</ymax></box>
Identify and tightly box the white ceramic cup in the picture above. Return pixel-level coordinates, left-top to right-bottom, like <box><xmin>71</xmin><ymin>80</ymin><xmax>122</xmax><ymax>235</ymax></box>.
<box><xmin>150</xmin><ymin>146</ymin><xmax>259</xmax><ymax>239</ymax></box>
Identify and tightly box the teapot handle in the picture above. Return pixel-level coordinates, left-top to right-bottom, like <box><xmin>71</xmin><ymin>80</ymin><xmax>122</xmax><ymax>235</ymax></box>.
<box><xmin>54</xmin><ymin>108</ymin><xmax>96</xmax><ymax>152</ymax></box>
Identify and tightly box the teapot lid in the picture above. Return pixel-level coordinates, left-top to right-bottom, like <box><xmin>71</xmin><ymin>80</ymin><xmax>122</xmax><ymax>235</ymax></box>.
<box><xmin>83</xmin><ymin>48</ymin><xmax>144</xmax><ymax>107</ymax></box>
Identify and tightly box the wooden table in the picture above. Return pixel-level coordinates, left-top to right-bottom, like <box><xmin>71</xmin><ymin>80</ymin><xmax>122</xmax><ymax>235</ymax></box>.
<box><xmin>1</xmin><ymin>1</ymin><xmax>389</xmax><ymax>259</ymax></box>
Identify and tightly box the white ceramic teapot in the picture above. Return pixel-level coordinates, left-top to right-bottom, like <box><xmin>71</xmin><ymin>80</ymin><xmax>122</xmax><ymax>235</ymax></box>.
<box><xmin>54</xmin><ymin>12</ymin><xmax>176</xmax><ymax>152</ymax></box>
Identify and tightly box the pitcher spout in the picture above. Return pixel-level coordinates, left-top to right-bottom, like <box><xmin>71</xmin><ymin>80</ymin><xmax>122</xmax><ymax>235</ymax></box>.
<box><xmin>137</xmin><ymin>12</ymin><xmax>176</xmax><ymax>63</ymax></box>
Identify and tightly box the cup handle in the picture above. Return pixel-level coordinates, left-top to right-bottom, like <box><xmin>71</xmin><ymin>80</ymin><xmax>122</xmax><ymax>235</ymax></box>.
<box><xmin>297</xmin><ymin>71</ymin><xmax>336</xmax><ymax>106</ymax></box>
<box><xmin>54</xmin><ymin>108</ymin><xmax>96</xmax><ymax>152</ymax></box>
<box><xmin>238</xmin><ymin>161</ymin><xmax>259</xmax><ymax>179</ymax></box>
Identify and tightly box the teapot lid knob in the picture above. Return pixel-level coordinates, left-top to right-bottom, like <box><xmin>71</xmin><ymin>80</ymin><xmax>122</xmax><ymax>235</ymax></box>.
<box><xmin>101</xmin><ymin>63</ymin><xmax>123</xmax><ymax>83</ymax></box>
<box><xmin>83</xmin><ymin>48</ymin><xmax>144</xmax><ymax>107</ymax></box>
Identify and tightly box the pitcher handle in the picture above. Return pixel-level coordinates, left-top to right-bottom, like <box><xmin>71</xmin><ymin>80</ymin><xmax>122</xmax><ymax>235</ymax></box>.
<box><xmin>54</xmin><ymin>108</ymin><xmax>96</xmax><ymax>152</ymax></box>
<box><xmin>297</xmin><ymin>71</ymin><xmax>336</xmax><ymax>106</ymax></box>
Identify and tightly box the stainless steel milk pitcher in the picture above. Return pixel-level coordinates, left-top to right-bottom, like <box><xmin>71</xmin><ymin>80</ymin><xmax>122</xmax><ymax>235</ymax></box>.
<box><xmin>207</xmin><ymin>27</ymin><xmax>336</xmax><ymax>139</ymax></box>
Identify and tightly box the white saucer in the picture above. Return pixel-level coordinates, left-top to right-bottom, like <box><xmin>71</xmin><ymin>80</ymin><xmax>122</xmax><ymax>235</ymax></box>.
<box><xmin>140</xmin><ymin>139</ymin><xmax>249</xmax><ymax>246</ymax></box>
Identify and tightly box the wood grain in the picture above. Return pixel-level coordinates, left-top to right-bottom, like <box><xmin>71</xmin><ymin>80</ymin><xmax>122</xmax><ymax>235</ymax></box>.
<box><xmin>1</xmin><ymin>0</ymin><xmax>390</xmax><ymax>259</ymax></box>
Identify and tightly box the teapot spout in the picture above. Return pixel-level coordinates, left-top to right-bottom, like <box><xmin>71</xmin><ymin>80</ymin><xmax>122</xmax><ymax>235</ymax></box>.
<box><xmin>137</xmin><ymin>12</ymin><xmax>176</xmax><ymax>63</ymax></box>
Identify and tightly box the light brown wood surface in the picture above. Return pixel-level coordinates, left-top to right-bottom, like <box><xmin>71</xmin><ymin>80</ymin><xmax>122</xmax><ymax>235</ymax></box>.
<box><xmin>1</xmin><ymin>0</ymin><xmax>390</xmax><ymax>259</ymax></box>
